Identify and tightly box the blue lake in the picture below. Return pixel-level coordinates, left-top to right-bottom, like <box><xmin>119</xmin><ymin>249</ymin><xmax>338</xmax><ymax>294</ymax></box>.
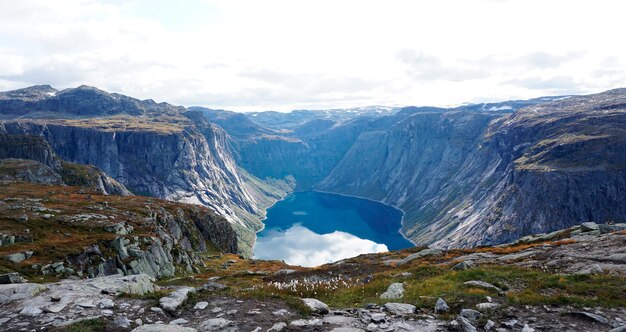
<box><xmin>253</xmin><ymin>191</ymin><xmax>414</xmax><ymax>267</ymax></box>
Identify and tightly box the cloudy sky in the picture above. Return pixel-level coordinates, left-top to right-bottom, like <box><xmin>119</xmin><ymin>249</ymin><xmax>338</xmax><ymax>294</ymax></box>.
<box><xmin>1</xmin><ymin>0</ymin><xmax>625</xmax><ymax>111</ymax></box>
<box><xmin>254</xmin><ymin>225</ymin><xmax>387</xmax><ymax>267</ymax></box>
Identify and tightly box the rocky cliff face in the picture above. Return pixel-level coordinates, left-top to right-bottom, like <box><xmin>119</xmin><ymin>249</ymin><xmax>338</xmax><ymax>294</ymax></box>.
<box><xmin>0</xmin><ymin>133</ymin><xmax>130</xmax><ymax>195</ymax></box>
<box><xmin>317</xmin><ymin>90</ymin><xmax>626</xmax><ymax>248</ymax></box>
<box><xmin>0</xmin><ymin>183</ymin><xmax>239</xmax><ymax>279</ymax></box>
<box><xmin>0</xmin><ymin>86</ymin><xmax>292</xmax><ymax>257</ymax></box>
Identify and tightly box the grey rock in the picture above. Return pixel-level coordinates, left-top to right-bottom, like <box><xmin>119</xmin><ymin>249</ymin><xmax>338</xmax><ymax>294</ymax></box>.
<box><xmin>169</xmin><ymin>318</ymin><xmax>189</xmax><ymax>325</ymax></box>
<box><xmin>476</xmin><ymin>302</ymin><xmax>501</xmax><ymax>310</ymax></box>
<box><xmin>268</xmin><ymin>322</ymin><xmax>287</xmax><ymax>331</ymax></box>
<box><xmin>199</xmin><ymin>281</ymin><xmax>227</xmax><ymax>291</ymax></box>
<box><xmin>460</xmin><ymin>309</ymin><xmax>481</xmax><ymax>321</ymax></box>
<box><xmin>132</xmin><ymin>324</ymin><xmax>197</xmax><ymax>332</ymax></box>
<box><xmin>290</xmin><ymin>318</ymin><xmax>322</xmax><ymax>327</ymax></box>
<box><xmin>383</xmin><ymin>302</ymin><xmax>416</xmax><ymax>316</ymax></box>
<box><xmin>0</xmin><ymin>272</ymin><xmax>27</xmax><ymax>284</ymax></box>
<box><xmin>193</xmin><ymin>301</ymin><xmax>208</xmax><ymax>310</ymax></box>
<box><xmin>199</xmin><ymin>318</ymin><xmax>234</xmax><ymax>331</ymax></box>
<box><xmin>380</xmin><ymin>282</ymin><xmax>404</xmax><ymax>299</ymax></box>
<box><xmin>0</xmin><ymin>283</ymin><xmax>47</xmax><ymax>304</ymax></box>
<box><xmin>98</xmin><ymin>298</ymin><xmax>114</xmax><ymax>308</ymax></box>
<box><xmin>484</xmin><ymin>320</ymin><xmax>495</xmax><ymax>330</ymax></box>
<box><xmin>580</xmin><ymin>222</ymin><xmax>599</xmax><ymax>231</ymax></box>
<box><xmin>457</xmin><ymin>316</ymin><xmax>477</xmax><ymax>332</ymax></box>
<box><xmin>397</xmin><ymin>248</ymin><xmax>443</xmax><ymax>266</ymax></box>
<box><xmin>115</xmin><ymin>316</ymin><xmax>132</xmax><ymax>328</ymax></box>
<box><xmin>452</xmin><ymin>260</ymin><xmax>475</xmax><ymax>271</ymax></box>
<box><xmin>502</xmin><ymin>319</ymin><xmax>518</xmax><ymax>328</ymax></box>
<box><xmin>159</xmin><ymin>287</ymin><xmax>195</xmax><ymax>312</ymax></box>
<box><xmin>19</xmin><ymin>305</ymin><xmax>43</xmax><ymax>316</ymax></box>
<box><xmin>521</xmin><ymin>324</ymin><xmax>535</xmax><ymax>332</ymax></box>
<box><xmin>370</xmin><ymin>313</ymin><xmax>386</xmax><ymax>323</ymax></box>
<box><xmin>6</xmin><ymin>251</ymin><xmax>33</xmax><ymax>263</ymax></box>
<box><xmin>272</xmin><ymin>309</ymin><xmax>290</xmax><ymax>316</ymax></box>
<box><xmin>302</xmin><ymin>298</ymin><xmax>330</xmax><ymax>314</ymax></box>
<box><xmin>330</xmin><ymin>328</ymin><xmax>365</xmax><ymax>332</ymax></box>
<box><xmin>462</xmin><ymin>280</ymin><xmax>502</xmax><ymax>293</ymax></box>
<box><xmin>568</xmin><ymin>311</ymin><xmax>610</xmax><ymax>325</ymax></box>
<box><xmin>609</xmin><ymin>326</ymin><xmax>626</xmax><ymax>332</ymax></box>
<box><xmin>435</xmin><ymin>298</ymin><xmax>450</xmax><ymax>313</ymax></box>
<box><xmin>599</xmin><ymin>223</ymin><xmax>626</xmax><ymax>233</ymax></box>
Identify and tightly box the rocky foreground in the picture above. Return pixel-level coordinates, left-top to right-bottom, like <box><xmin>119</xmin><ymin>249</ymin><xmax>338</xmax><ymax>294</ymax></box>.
<box><xmin>1</xmin><ymin>222</ymin><xmax>625</xmax><ymax>331</ymax></box>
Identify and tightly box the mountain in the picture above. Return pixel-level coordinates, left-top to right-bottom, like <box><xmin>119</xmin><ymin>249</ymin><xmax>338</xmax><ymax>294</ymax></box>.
<box><xmin>0</xmin><ymin>133</ymin><xmax>130</xmax><ymax>195</ymax></box>
<box><xmin>317</xmin><ymin>89</ymin><xmax>626</xmax><ymax>247</ymax></box>
<box><xmin>0</xmin><ymin>86</ymin><xmax>292</xmax><ymax>257</ymax></box>
<box><xmin>1</xmin><ymin>84</ymin><xmax>625</xmax><ymax>254</ymax></box>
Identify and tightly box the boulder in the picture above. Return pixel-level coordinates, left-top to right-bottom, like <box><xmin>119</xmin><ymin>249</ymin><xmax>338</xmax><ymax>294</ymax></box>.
<box><xmin>397</xmin><ymin>248</ymin><xmax>443</xmax><ymax>266</ymax></box>
<box><xmin>599</xmin><ymin>223</ymin><xmax>626</xmax><ymax>234</ymax></box>
<box><xmin>380</xmin><ymin>282</ymin><xmax>404</xmax><ymax>299</ymax></box>
<box><xmin>462</xmin><ymin>280</ymin><xmax>502</xmax><ymax>293</ymax></box>
<box><xmin>199</xmin><ymin>318</ymin><xmax>235</xmax><ymax>331</ymax></box>
<box><xmin>580</xmin><ymin>222</ymin><xmax>599</xmax><ymax>232</ymax></box>
<box><xmin>0</xmin><ymin>272</ymin><xmax>27</xmax><ymax>284</ymax></box>
<box><xmin>302</xmin><ymin>298</ymin><xmax>329</xmax><ymax>314</ymax></box>
<box><xmin>460</xmin><ymin>308</ymin><xmax>481</xmax><ymax>321</ymax></box>
<box><xmin>115</xmin><ymin>316</ymin><xmax>132</xmax><ymax>328</ymax></box>
<box><xmin>434</xmin><ymin>298</ymin><xmax>449</xmax><ymax>313</ymax></box>
<box><xmin>193</xmin><ymin>301</ymin><xmax>209</xmax><ymax>310</ymax></box>
<box><xmin>198</xmin><ymin>281</ymin><xmax>227</xmax><ymax>292</ymax></box>
<box><xmin>383</xmin><ymin>302</ymin><xmax>416</xmax><ymax>316</ymax></box>
<box><xmin>268</xmin><ymin>322</ymin><xmax>287</xmax><ymax>331</ymax></box>
<box><xmin>0</xmin><ymin>283</ymin><xmax>47</xmax><ymax>304</ymax></box>
<box><xmin>476</xmin><ymin>302</ymin><xmax>500</xmax><ymax>310</ymax></box>
<box><xmin>132</xmin><ymin>324</ymin><xmax>197</xmax><ymax>332</ymax></box>
<box><xmin>159</xmin><ymin>287</ymin><xmax>195</xmax><ymax>312</ymax></box>
<box><xmin>568</xmin><ymin>311</ymin><xmax>610</xmax><ymax>325</ymax></box>
<box><xmin>457</xmin><ymin>316</ymin><xmax>477</xmax><ymax>332</ymax></box>
<box><xmin>452</xmin><ymin>260</ymin><xmax>474</xmax><ymax>271</ymax></box>
<box><xmin>88</xmin><ymin>274</ymin><xmax>155</xmax><ymax>295</ymax></box>
<box><xmin>6</xmin><ymin>251</ymin><xmax>33</xmax><ymax>263</ymax></box>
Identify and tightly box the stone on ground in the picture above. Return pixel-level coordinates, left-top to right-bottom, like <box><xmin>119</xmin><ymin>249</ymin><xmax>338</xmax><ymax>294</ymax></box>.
<box><xmin>434</xmin><ymin>298</ymin><xmax>449</xmax><ymax>313</ymax></box>
<box><xmin>302</xmin><ymin>298</ymin><xmax>330</xmax><ymax>314</ymax></box>
<box><xmin>132</xmin><ymin>324</ymin><xmax>198</xmax><ymax>332</ymax></box>
<box><xmin>383</xmin><ymin>302</ymin><xmax>416</xmax><ymax>316</ymax></box>
<box><xmin>462</xmin><ymin>280</ymin><xmax>502</xmax><ymax>293</ymax></box>
<box><xmin>380</xmin><ymin>282</ymin><xmax>404</xmax><ymax>299</ymax></box>
<box><xmin>159</xmin><ymin>287</ymin><xmax>195</xmax><ymax>312</ymax></box>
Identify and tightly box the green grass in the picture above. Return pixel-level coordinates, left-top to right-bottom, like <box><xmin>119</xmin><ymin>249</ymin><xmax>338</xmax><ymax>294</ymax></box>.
<box><xmin>252</xmin><ymin>265</ymin><xmax>626</xmax><ymax>311</ymax></box>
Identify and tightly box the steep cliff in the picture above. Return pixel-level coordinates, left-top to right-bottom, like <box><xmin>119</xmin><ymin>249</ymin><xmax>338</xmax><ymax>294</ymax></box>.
<box><xmin>0</xmin><ymin>183</ymin><xmax>239</xmax><ymax>279</ymax></box>
<box><xmin>0</xmin><ymin>133</ymin><xmax>130</xmax><ymax>195</ymax></box>
<box><xmin>317</xmin><ymin>90</ymin><xmax>626</xmax><ymax>248</ymax></box>
<box><xmin>0</xmin><ymin>86</ymin><xmax>292</xmax><ymax>257</ymax></box>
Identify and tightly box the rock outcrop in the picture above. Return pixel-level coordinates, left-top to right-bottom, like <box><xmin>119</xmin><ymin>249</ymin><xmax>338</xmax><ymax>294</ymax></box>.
<box><xmin>0</xmin><ymin>182</ymin><xmax>239</xmax><ymax>279</ymax></box>
<box><xmin>0</xmin><ymin>133</ymin><xmax>131</xmax><ymax>195</ymax></box>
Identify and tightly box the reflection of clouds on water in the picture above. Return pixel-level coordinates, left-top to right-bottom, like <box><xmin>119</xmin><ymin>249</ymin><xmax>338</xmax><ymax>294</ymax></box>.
<box><xmin>292</xmin><ymin>211</ymin><xmax>307</xmax><ymax>216</ymax></box>
<box><xmin>254</xmin><ymin>225</ymin><xmax>388</xmax><ymax>267</ymax></box>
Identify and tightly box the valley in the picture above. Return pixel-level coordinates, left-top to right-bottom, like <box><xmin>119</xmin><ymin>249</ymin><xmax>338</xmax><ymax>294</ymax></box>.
<box><xmin>0</xmin><ymin>85</ymin><xmax>625</xmax><ymax>331</ymax></box>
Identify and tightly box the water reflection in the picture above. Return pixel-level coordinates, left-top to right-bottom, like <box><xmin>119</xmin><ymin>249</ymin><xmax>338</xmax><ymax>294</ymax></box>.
<box><xmin>254</xmin><ymin>224</ymin><xmax>388</xmax><ymax>267</ymax></box>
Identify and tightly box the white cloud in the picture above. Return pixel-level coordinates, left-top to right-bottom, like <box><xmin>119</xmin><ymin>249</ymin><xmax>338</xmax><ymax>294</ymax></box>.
<box><xmin>0</xmin><ymin>0</ymin><xmax>625</xmax><ymax>111</ymax></box>
<box><xmin>253</xmin><ymin>224</ymin><xmax>388</xmax><ymax>267</ymax></box>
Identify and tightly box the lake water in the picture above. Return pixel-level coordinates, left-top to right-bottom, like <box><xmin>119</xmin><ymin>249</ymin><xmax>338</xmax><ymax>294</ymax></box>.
<box><xmin>253</xmin><ymin>191</ymin><xmax>413</xmax><ymax>267</ymax></box>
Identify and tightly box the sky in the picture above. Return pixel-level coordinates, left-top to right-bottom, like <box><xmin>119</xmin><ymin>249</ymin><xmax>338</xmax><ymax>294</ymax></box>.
<box><xmin>0</xmin><ymin>0</ymin><xmax>625</xmax><ymax>112</ymax></box>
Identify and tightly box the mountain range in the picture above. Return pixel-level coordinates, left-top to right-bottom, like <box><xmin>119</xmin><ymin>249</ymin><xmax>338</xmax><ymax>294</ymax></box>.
<box><xmin>1</xmin><ymin>84</ymin><xmax>625</xmax><ymax>255</ymax></box>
